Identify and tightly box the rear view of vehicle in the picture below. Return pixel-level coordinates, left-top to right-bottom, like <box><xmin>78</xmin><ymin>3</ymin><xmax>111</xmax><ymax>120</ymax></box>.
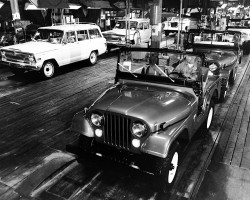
<box><xmin>102</xmin><ymin>18</ymin><xmax>151</xmax><ymax>51</ymax></box>
<box><xmin>163</xmin><ymin>17</ymin><xmax>198</xmax><ymax>36</ymax></box>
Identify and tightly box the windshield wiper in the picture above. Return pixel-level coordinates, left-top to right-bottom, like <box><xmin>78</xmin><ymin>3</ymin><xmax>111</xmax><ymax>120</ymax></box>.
<box><xmin>154</xmin><ymin>64</ymin><xmax>174</xmax><ymax>82</ymax></box>
<box><xmin>118</xmin><ymin>63</ymin><xmax>138</xmax><ymax>78</ymax></box>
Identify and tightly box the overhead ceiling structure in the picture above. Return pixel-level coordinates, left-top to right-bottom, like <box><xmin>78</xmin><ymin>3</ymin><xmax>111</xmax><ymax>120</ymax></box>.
<box><xmin>29</xmin><ymin>0</ymin><xmax>69</xmax><ymax>8</ymax></box>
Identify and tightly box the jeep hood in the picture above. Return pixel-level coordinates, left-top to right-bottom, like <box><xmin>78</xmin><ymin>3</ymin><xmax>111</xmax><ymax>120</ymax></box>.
<box><xmin>91</xmin><ymin>85</ymin><xmax>194</xmax><ymax>128</ymax></box>
<box><xmin>102</xmin><ymin>29</ymin><xmax>135</xmax><ymax>37</ymax></box>
<box><xmin>205</xmin><ymin>51</ymin><xmax>237</xmax><ymax>67</ymax></box>
<box><xmin>1</xmin><ymin>41</ymin><xmax>60</xmax><ymax>54</ymax></box>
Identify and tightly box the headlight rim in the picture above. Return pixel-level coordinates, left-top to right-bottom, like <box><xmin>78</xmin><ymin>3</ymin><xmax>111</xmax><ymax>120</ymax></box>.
<box><xmin>90</xmin><ymin>112</ymin><xmax>104</xmax><ymax>127</ymax></box>
<box><xmin>131</xmin><ymin>120</ymin><xmax>148</xmax><ymax>138</ymax></box>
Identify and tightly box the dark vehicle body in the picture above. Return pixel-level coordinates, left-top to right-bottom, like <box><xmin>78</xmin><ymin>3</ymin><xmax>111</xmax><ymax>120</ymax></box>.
<box><xmin>67</xmin><ymin>47</ymin><xmax>222</xmax><ymax>193</ymax></box>
<box><xmin>185</xmin><ymin>29</ymin><xmax>241</xmax><ymax>101</ymax></box>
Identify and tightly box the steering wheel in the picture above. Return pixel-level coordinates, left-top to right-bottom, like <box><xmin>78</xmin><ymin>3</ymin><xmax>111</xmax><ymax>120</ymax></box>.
<box><xmin>169</xmin><ymin>71</ymin><xmax>182</xmax><ymax>78</ymax></box>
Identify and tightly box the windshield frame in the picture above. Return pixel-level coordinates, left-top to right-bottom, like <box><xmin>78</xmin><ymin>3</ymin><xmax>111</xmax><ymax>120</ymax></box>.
<box><xmin>115</xmin><ymin>47</ymin><xmax>205</xmax><ymax>88</ymax></box>
<box><xmin>114</xmin><ymin>21</ymin><xmax>138</xmax><ymax>30</ymax></box>
<box><xmin>33</xmin><ymin>28</ymin><xmax>64</xmax><ymax>44</ymax></box>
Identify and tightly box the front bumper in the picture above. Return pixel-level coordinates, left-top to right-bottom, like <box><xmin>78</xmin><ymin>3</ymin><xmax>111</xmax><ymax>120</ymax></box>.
<box><xmin>66</xmin><ymin>138</ymin><xmax>156</xmax><ymax>174</ymax></box>
<box><xmin>1</xmin><ymin>60</ymin><xmax>40</xmax><ymax>71</ymax></box>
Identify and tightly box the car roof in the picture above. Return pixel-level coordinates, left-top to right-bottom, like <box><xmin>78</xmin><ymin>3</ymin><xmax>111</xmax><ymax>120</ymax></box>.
<box><xmin>38</xmin><ymin>23</ymin><xmax>99</xmax><ymax>31</ymax></box>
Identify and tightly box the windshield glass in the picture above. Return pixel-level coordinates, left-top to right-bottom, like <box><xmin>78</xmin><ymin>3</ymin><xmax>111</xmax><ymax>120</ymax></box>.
<box><xmin>118</xmin><ymin>50</ymin><xmax>202</xmax><ymax>82</ymax></box>
<box><xmin>34</xmin><ymin>29</ymin><xmax>64</xmax><ymax>43</ymax></box>
<box><xmin>114</xmin><ymin>21</ymin><xmax>138</xmax><ymax>30</ymax></box>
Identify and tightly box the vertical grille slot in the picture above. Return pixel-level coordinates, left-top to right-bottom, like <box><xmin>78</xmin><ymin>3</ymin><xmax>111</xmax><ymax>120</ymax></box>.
<box><xmin>103</xmin><ymin>113</ymin><xmax>131</xmax><ymax>150</ymax></box>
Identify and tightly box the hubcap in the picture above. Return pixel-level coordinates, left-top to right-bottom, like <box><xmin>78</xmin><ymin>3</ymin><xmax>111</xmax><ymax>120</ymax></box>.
<box><xmin>168</xmin><ymin>152</ymin><xmax>178</xmax><ymax>184</ymax></box>
<box><xmin>207</xmin><ymin>106</ymin><xmax>214</xmax><ymax>129</ymax></box>
<box><xmin>90</xmin><ymin>52</ymin><xmax>97</xmax><ymax>64</ymax></box>
<box><xmin>44</xmin><ymin>63</ymin><xmax>54</xmax><ymax>77</ymax></box>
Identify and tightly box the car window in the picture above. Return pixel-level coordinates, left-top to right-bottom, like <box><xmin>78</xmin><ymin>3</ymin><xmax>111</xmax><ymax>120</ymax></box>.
<box><xmin>64</xmin><ymin>31</ymin><xmax>76</xmax><ymax>43</ymax></box>
<box><xmin>114</xmin><ymin>21</ymin><xmax>138</xmax><ymax>30</ymax></box>
<box><xmin>138</xmin><ymin>23</ymin><xmax>143</xmax><ymax>30</ymax></box>
<box><xmin>77</xmin><ymin>30</ymin><xmax>88</xmax><ymax>41</ymax></box>
<box><xmin>35</xmin><ymin>29</ymin><xmax>63</xmax><ymax>43</ymax></box>
<box><xmin>143</xmin><ymin>22</ymin><xmax>149</xmax><ymax>29</ymax></box>
<box><xmin>89</xmin><ymin>28</ymin><xmax>102</xmax><ymax>39</ymax></box>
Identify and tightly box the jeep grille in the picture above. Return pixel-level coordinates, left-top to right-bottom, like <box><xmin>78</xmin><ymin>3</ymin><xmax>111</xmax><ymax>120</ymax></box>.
<box><xmin>103</xmin><ymin>112</ymin><xmax>132</xmax><ymax>150</ymax></box>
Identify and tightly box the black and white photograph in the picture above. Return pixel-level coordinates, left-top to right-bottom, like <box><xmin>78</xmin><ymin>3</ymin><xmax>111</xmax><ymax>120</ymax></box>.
<box><xmin>1</xmin><ymin>0</ymin><xmax>250</xmax><ymax>199</ymax></box>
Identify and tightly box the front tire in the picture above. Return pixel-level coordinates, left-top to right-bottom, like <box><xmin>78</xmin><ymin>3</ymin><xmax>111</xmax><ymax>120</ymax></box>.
<box><xmin>88</xmin><ymin>51</ymin><xmax>98</xmax><ymax>65</ymax></box>
<box><xmin>155</xmin><ymin>142</ymin><xmax>180</xmax><ymax>194</ymax></box>
<box><xmin>40</xmin><ymin>61</ymin><xmax>55</xmax><ymax>78</ymax></box>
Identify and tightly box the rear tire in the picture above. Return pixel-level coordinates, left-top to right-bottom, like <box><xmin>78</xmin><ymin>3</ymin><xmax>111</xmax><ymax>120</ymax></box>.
<box><xmin>219</xmin><ymin>86</ymin><xmax>227</xmax><ymax>103</ymax></box>
<box><xmin>88</xmin><ymin>51</ymin><xmax>98</xmax><ymax>65</ymax></box>
<box><xmin>201</xmin><ymin>100</ymin><xmax>214</xmax><ymax>133</ymax></box>
<box><xmin>155</xmin><ymin>142</ymin><xmax>180</xmax><ymax>194</ymax></box>
<box><xmin>229</xmin><ymin>71</ymin><xmax>236</xmax><ymax>85</ymax></box>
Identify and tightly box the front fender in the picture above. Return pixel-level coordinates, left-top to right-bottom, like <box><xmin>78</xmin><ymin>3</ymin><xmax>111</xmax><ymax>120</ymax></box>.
<box><xmin>70</xmin><ymin>111</ymin><xmax>94</xmax><ymax>137</ymax></box>
<box><xmin>141</xmin><ymin>120</ymin><xmax>186</xmax><ymax>158</ymax></box>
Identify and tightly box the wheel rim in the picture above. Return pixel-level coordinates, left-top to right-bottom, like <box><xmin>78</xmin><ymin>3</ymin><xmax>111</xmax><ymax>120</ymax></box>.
<box><xmin>43</xmin><ymin>63</ymin><xmax>54</xmax><ymax>77</ymax></box>
<box><xmin>223</xmin><ymin>82</ymin><xmax>228</xmax><ymax>99</ymax></box>
<box><xmin>206</xmin><ymin>106</ymin><xmax>214</xmax><ymax>129</ymax></box>
<box><xmin>223</xmin><ymin>89</ymin><xmax>227</xmax><ymax>99</ymax></box>
<box><xmin>90</xmin><ymin>52</ymin><xmax>97</xmax><ymax>64</ymax></box>
<box><xmin>168</xmin><ymin>152</ymin><xmax>178</xmax><ymax>184</ymax></box>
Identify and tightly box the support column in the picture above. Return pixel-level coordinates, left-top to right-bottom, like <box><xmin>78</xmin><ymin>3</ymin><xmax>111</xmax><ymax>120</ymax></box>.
<box><xmin>150</xmin><ymin>0</ymin><xmax>162</xmax><ymax>48</ymax></box>
<box><xmin>10</xmin><ymin>0</ymin><xmax>21</xmax><ymax>20</ymax></box>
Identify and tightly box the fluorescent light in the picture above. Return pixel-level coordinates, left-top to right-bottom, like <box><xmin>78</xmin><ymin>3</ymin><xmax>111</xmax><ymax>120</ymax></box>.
<box><xmin>25</xmin><ymin>2</ymin><xmax>46</xmax><ymax>10</ymax></box>
<box><xmin>69</xmin><ymin>3</ymin><xmax>81</xmax><ymax>10</ymax></box>
<box><xmin>0</xmin><ymin>1</ymin><xmax>4</xmax><ymax>9</ymax></box>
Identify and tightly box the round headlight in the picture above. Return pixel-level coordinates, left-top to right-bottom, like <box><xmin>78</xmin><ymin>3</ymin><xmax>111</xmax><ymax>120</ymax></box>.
<box><xmin>91</xmin><ymin>113</ymin><xmax>104</xmax><ymax>127</ymax></box>
<box><xmin>120</xmin><ymin>37</ymin><xmax>126</xmax><ymax>41</ymax></box>
<box><xmin>209</xmin><ymin>63</ymin><xmax>218</xmax><ymax>72</ymax></box>
<box><xmin>131</xmin><ymin>121</ymin><xmax>147</xmax><ymax>138</ymax></box>
<box><xmin>28</xmin><ymin>55</ymin><xmax>35</xmax><ymax>62</ymax></box>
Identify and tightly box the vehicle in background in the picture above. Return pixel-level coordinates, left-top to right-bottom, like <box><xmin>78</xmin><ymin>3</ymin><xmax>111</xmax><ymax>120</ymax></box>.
<box><xmin>227</xmin><ymin>18</ymin><xmax>250</xmax><ymax>54</ymax></box>
<box><xmin>162</xmin><ymin>16</ymin><xmax>198</xmax><ymax>36</ymax></box>
<box><xmin>102</xmin><ymin>18</ymin><xmax>151</xmax><ymax>51</ymax></box>
<box><xmin>66</xmin><ymin>47</ymin><xmax>222</xmax><ymax>194</ymax></box>
<box><xmin>0</xmin><ymin>23</ymin><xmax>107</xmax><ymax>78</ymax></box>
<box><xmin>185</xmin><ymin>29</ymin><xmax>241</xmax><ymax>102</ymax></box>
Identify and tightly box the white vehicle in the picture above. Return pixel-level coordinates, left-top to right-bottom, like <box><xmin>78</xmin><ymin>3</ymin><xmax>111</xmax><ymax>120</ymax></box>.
<box><xmin>0</xmin><ymin>23</ymin><xmax>107</xmax><ymax>78</ymax></box>
<box><xmin>102</xmin><ymin>18</ymin><xmax>151</xmax><ymax>50</ymax></box>
<box><xmin>163</xmin><ymin>17</ymin><xmax>198</xmax><ymax>36</ymax></box>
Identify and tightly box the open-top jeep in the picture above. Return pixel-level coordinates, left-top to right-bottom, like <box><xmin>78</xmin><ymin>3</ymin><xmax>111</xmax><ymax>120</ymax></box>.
<box><xmin>185</xmin><ymin>29</ymin><xmax>241</xmax><ymax>102</ymax></box>
<box><xmin>67</xmin><ymin>47</ymin><xmax>222</xmax><ymax>193</ymax></box>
